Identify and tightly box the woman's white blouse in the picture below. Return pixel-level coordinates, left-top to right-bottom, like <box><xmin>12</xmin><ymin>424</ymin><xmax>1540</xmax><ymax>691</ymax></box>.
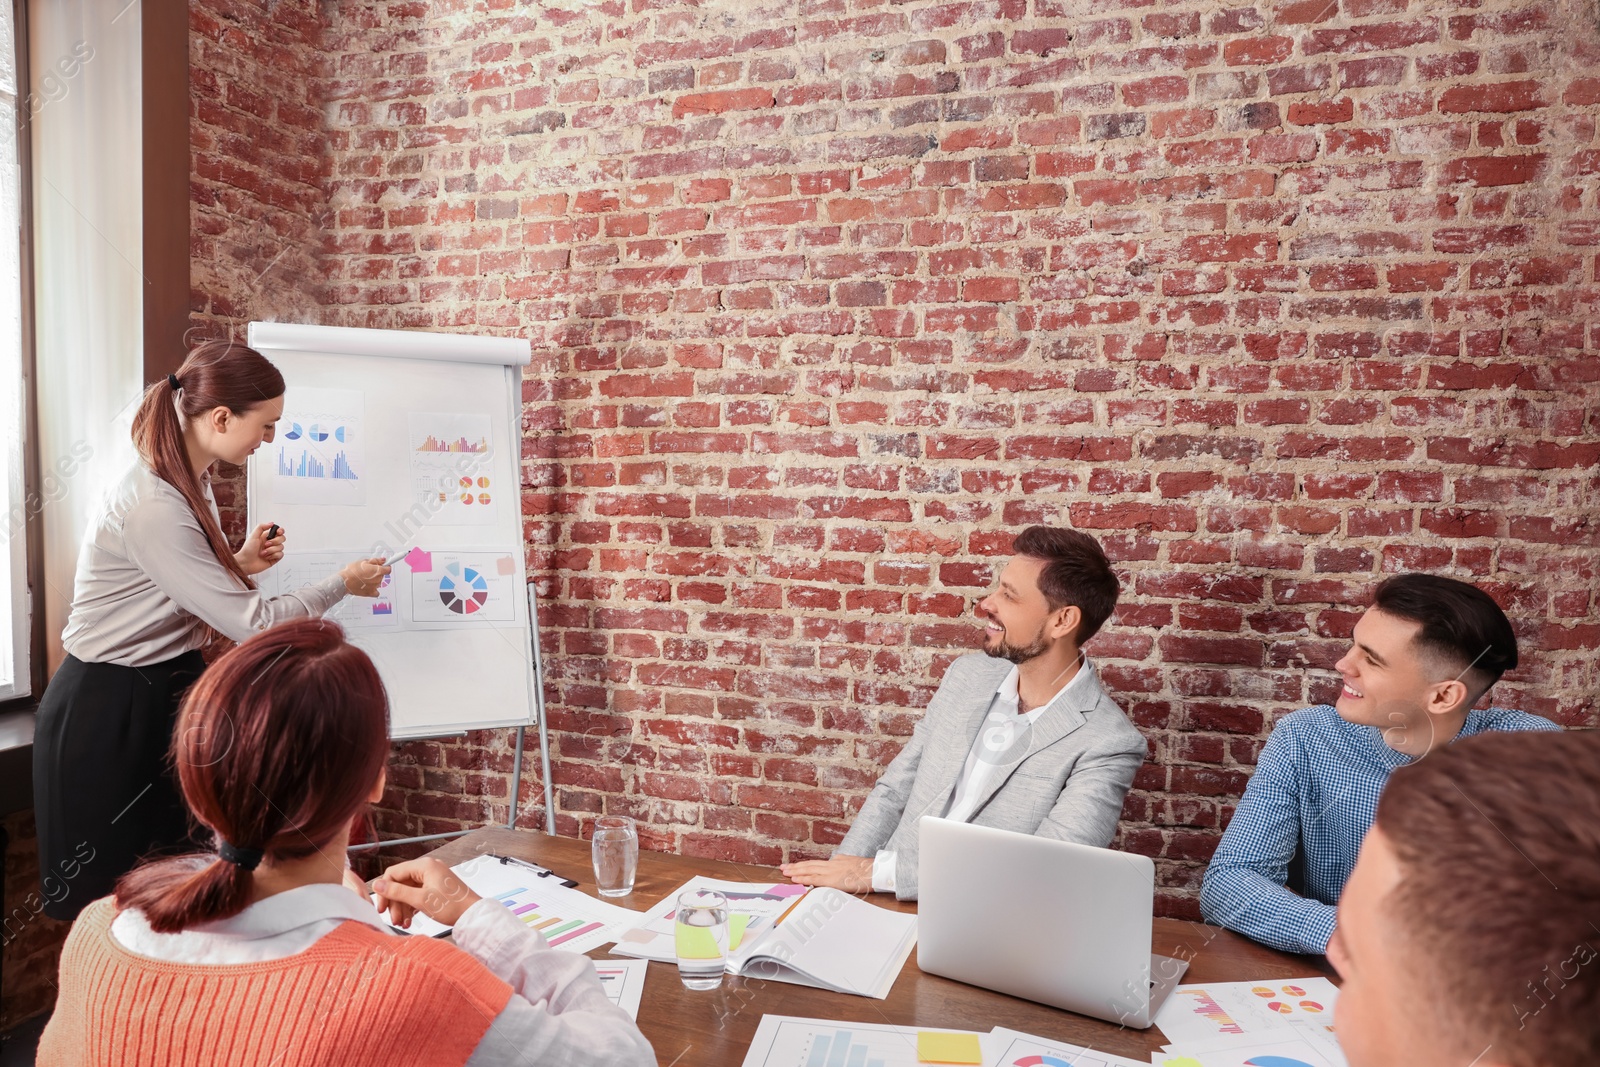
<box><xmin>61</xmin><ymin>463</ymin><xmax>346</xmax><ymax>666</ymax></box>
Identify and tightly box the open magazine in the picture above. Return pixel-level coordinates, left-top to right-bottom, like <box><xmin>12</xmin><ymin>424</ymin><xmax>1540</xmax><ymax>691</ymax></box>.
<box><xmin>611</xmin><ymin>876</ymin><xmax>917</xmax><ymax>999</ymax></box>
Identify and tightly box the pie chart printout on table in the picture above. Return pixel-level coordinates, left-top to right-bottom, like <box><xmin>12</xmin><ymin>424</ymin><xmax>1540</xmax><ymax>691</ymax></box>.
<box><xmin>984</xmin><ymin>1028</ymin><xmax>1152</xmax><ymax>1067</ymax></box>
<box><xmin>1011</xmin><ymin>1054</ymin><xmax>1128</xmax><ymax>1067</ymax></box>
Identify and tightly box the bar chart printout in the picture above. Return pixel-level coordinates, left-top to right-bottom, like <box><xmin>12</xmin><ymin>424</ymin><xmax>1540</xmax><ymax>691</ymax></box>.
<box><xmin>491</xmin><ymin>885</ymin><xmax>605</xmax><ymax>948</ymax></box>
<box><xmin>740</xmin><ymin>1016</ymin><xmax>992</xmax><ymax>1067</ymax></box>
<box><xmin>270</xmin><ymin>386</ymin><xmax>366</xmax><ymax>506</ymax></box>
<box><xmin>809</xmin><ymin>1030</ymin><xmax>881</xmax><ymax>1067</ymax></box>
<box><xmin>395</xmin><ymin>855</ymin><xmax>640</xmax><ymax>952</ymax></box>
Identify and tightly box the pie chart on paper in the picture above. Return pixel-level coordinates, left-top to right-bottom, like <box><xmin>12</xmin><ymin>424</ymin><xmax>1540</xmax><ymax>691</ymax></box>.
<box><xmin>437</xmin><ymin>561</ymin><xmax>490</xmax><ymax>615</ymax></box>
<box><xmin>1012</xmin><ymin>1057</ymin><xmax>1077</xmax><ymax>1067</ymax></box>
<box><xmin>1244</xmin><ymin>1058</ymin><xmax>1320</xmax><ymax>1067</ymax></box>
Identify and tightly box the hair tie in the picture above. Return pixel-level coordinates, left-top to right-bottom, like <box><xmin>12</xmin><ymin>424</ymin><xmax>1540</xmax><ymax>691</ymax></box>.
<box><xmin>167</xmin><ymin>372</ymin><xmax>181</xmax><ymax>391</ymax></box>
<box><xmin>218</xmin><ymin>840</ymin><xmax>264</xmax><ymax>871</ymax></box>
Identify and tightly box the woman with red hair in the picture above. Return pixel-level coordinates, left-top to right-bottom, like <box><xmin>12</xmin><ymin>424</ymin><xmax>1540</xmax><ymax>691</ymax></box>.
<box><xmin>32</xmin><ymin>341</ymin><xmax>389</xmax><ymax>920</ymax></box>
<box><xmin>39</xmin><ymin>619</ymin><xmax>654</xmax><ymax>1067</ymax></box>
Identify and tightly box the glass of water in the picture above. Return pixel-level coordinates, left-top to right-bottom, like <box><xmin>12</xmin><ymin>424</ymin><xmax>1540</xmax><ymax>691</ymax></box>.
<box><xmin>590</xmin><ymin>815</ymin><xmax>638</xmax><ymax>897</ymax></box>
<box><xmin>674</xmin><ymin>889</ymin><xmax>730</xmax><ymax>990</ymax></box>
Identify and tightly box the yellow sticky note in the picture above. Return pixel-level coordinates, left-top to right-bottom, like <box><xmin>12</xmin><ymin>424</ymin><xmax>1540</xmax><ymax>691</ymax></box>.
<box><xmin>674</xmin><ymin>924</ymin><xmax>723</xmax><ymax>960</ymax></box>
<box><xmin>917</xmin><ymin>1031</ymin><xmax>983</xmax><ymax>1065</ymax></box>
<box><xmin>728</xmin><ymin>914</ymin><xmax>751</xmax><ymax>950</ymax></box>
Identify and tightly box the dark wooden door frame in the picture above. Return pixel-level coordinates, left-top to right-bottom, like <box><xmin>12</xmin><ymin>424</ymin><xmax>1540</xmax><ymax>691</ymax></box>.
<box><xmin>141</xmin><ymin>0</ymin><xmax>189</xmax><ymax>379</ymax></box>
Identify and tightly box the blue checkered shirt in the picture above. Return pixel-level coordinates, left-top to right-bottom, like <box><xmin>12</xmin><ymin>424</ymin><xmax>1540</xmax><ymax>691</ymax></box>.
<box><xmin>1199</xmin><ymin>704</ymin><xmax>1560</xmax><ymax>954</ymax></box>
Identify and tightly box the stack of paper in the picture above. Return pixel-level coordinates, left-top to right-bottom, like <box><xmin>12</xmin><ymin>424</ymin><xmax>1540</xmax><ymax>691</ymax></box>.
<box><xmin>1150</xmin><ymin>977</ymin><xmax>1346</xmax><ymax>1067</ymax></box>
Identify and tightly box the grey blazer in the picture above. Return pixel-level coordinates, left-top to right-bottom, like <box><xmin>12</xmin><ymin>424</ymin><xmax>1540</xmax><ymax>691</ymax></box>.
<box><xmin>836</xmin><ymin>653</ymin><xmax>1148</xmax><ymax>900</ymax></box>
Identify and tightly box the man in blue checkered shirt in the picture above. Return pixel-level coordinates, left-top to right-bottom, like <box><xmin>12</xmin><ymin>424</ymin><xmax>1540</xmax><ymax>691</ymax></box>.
<box><xmin>1199</xmin><ymin>574</ymin><xmax>1560</xmax><ymax>955</ymax></box>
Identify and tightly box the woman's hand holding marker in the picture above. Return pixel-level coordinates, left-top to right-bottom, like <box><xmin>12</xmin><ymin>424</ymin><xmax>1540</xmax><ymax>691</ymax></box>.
<box><xmin>340</xmin><ymin>557</ymin><xmax>390</xmax><ymax>597</ymax></box>
<box><xmin>236</xmin><ymin>521</ymin><xmax>287</xmax><ymax>575</ymax></box>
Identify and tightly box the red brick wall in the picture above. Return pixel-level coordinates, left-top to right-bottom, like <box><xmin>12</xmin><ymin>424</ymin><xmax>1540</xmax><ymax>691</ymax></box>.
<box><xmin>191</xmin><ymin>1</ymin><xmax>330</xmax><ymax>332</ymax></box>
<box><xmin>191</xmin><ymin>0</ymin><xmax>335</xmax><ymax>531</ymax></box>
<box><xmin>191</xmin><ymin>0</ymin><xmax>1600</xmax><ymax>917</ymax></box>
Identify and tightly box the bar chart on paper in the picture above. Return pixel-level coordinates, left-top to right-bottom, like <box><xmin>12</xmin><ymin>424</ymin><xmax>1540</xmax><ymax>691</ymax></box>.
<box><xmin>593</xmin><ymin>958</ymin><xmax>648</xmax><ymax>1021</ymax></box>
<box><xmin>809</xmin><ymin>1029</ymin><xmax>887</xmax><ymax>1067</ymax></box>
<box><xmin>740</xmin><ymin>1016</ymin><xmax>992</xmax><ymax>1067</ymax></box>
<box><xmin>270</xmin><ymin>386</ymin><xmax>366</xmax><ymax>505</ymax></box>
<box><xmin>485</xmin><ymin>882</ymin><xmax>614</xmax><ymax>952</ymax></box>
<box><xmin>396</xmin><ymin>855</ymin><xmax>641</xmax><ymax>951</ymax></box>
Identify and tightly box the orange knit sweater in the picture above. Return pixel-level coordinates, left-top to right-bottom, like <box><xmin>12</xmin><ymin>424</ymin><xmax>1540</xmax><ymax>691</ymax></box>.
<box><xmin>38</xmin><ymin>897</ymin><xmax>513</xmax><ymax>1067</ymax></box>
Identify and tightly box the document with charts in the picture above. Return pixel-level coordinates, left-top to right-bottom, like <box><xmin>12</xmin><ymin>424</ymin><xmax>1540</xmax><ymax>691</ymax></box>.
<box><xmin>1153</xmin><ymin>978</ymin><xmax>1340</xmax><ymax>1046</ymax></box>
<box><xmin>271</xmin><ymin>387</ymin><xmax>366</xmax><ymax>506</ymax></box>
<box><xmin>611</xmin><ymin>877</ymin><xmax>916</xmax><ymax>999</ymax></box>
<box><xmin>386</xmin><ymin>853</ymin><xmax>641</xmax><ymax>955</ymax></box>
<box><xmin>593</xmin><ymin>958</ymin><xmax>647</xmax><ymax>1021</ymax></box>
<box><xmin>1153</xmin><ymin>1030</ymin><xmax>1344</xmax><ymax>1067</ymax></box>
<box><xmin>1152</xmin><ymin>977</ymin><xmax>1345</xmax><ymax>1067</ymax></box>
<box><xmin>405</xmin><ymin>549</ymin><xmax>520</xmax><ymax>627</ymax></box>
<box><xmin>983</xmin><ymin>1027</ymin><xmax>1149</xmax><ymax>1067</ymax></box>
<box><xmin>740</xmin><ymin>1016</ymin><xmax>991</xmax><ymax>1067</ymax></box>
<box><xmin>610</xmin><ymin>877</ymin><xmax>807</xmax><ymax>964</ymax></box>
<box><xmin>267</xmin><ymin>551</ymin><xmax>399</xmax><ymax>633</ymax></box>
<box><xmin>409</xmin><ymin>412</ymin><xmax>496</xmax><ymax>526</ymax></box>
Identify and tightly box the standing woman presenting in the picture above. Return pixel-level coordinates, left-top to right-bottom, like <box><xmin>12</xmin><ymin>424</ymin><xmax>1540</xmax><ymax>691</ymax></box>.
<box><xmin>33</xmin><ymin>340</ymin><xmax>389</xmax><ymax>921</ymax></box>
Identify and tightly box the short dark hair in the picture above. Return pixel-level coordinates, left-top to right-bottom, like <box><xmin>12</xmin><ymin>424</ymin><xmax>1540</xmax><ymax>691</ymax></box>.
<box><xmin>1375</xmin><ymin>730</ymin><xmax>1600</xmax><ymax>1067</ymax></box>
<box><xmin>1371</xmin><ymin>573</ymin><xmax>1517</xmax><ymax>698</ymax></box>
<box><xmin>1011</xmin><ymin>525</ymin><xmax>1120</xmax><ymax>645</ymax></box>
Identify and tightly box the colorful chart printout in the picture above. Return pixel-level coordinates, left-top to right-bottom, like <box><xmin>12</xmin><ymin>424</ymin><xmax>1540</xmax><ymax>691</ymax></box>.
<box><xmin>408</xmin><ymin>412</ymin><xmax>496</xmax><ymax>526</ymax></box>
<box><xmin>270</xmin><ymin>387</ymin><xmax>366</xmax><ymax>505</ymax></box>
<box><xmin>408</xmin><ymin>551</ymin><xmax>518</xmax><ymax>626</ymax></box>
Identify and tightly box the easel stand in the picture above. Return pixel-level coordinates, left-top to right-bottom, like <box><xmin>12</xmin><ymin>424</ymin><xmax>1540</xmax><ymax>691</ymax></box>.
<box><xmin>349</xmin><ymin>582</ymin><xmax>557</xmax><ymax>853</ymax></box>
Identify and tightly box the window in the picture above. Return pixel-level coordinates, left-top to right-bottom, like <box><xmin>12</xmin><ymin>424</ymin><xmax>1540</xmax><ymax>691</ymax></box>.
<box><xmin>0</xmin><ymin>3</ymin><xmax>27</xmax><ymax>700</ymax></box>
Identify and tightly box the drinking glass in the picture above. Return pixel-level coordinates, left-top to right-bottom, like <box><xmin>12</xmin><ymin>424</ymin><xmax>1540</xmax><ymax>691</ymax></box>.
<box><xmin>590</xmin><ymin>815</ymin><xmax>638</xmax><ymax>897</ymax></box>
<box><xmin>674</xmin><ymin>889</ymin><xmax>730</xmax><ymax>990</ymax></box>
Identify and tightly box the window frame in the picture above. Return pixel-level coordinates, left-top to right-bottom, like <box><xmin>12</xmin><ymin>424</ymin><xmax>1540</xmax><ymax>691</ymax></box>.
<box><xmin>1</xmin><ymin>0</ymin><xmax>45</xmax><ymax>711</ymax></box>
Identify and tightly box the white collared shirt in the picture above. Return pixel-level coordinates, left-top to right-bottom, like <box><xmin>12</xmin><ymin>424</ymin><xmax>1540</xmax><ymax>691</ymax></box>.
<box><xmin>872</xmin><ymin>659</ymin><xmax>1097</xmax><ymax>893</ymax></box>
<box><xmin>110</xmin><ymin>883</ymin><xmax>653</xmax><ymax>1067</ymax></box>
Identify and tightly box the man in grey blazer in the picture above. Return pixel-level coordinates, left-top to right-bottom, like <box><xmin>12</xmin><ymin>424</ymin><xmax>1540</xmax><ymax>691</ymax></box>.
<box><xmin>782</xmin><ymin>526</ymin><xmax>1149</xmax><ymax>900</ymax></box>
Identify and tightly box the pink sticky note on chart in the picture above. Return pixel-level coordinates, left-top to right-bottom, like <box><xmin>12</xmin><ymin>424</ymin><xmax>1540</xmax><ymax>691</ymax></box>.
<box><xmin>404</xmin><ymin>548</ymin><xmax>433</xmax><ymax>573</ymax></box>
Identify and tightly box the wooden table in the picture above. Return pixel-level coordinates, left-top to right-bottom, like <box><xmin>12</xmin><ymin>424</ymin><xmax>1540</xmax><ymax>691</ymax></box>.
<box><xmin>426</xmin><ymin>829</ymin><xmax>1336</xmax><ymax>1066</ymax></box>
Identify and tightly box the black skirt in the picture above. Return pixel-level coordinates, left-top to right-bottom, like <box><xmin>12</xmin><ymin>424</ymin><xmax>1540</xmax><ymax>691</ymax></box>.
<box><xmin>32</xmin><ymin>650</ymin><xmax>205</xmax><ymax>921</ymax></box>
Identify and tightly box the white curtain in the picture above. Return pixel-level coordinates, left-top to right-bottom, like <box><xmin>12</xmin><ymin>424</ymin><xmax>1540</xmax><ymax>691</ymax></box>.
<box><xmin>30</xmin><ymin>1</ymin><xmax>144</xmax><ymax>672</ymax></box>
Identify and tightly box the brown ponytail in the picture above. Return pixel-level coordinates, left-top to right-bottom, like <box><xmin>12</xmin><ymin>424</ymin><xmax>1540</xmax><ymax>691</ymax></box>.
<box><xmin>114</xmin><ymin>619</ymin><xmax>391</xmax><ymax>932</ymax></box>
<box><xmin>130</xmin><ymin>340</ymin><xmax>286</xmax><ymax>591</ymax></box>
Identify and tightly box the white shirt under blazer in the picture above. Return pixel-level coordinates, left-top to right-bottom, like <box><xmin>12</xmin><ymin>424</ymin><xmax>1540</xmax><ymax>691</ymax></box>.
<box><xmin>836</xmin><ymin>653</ymin><xmax>1149</xmax><ymax>900</ymax></box>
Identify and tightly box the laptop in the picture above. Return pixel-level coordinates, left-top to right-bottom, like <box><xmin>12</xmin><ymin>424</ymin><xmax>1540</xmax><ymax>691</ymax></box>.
<box><xmin>916</xmin><ymin>817</ymin><xmax>1188</xmax><ymax>1028</ymax></box>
